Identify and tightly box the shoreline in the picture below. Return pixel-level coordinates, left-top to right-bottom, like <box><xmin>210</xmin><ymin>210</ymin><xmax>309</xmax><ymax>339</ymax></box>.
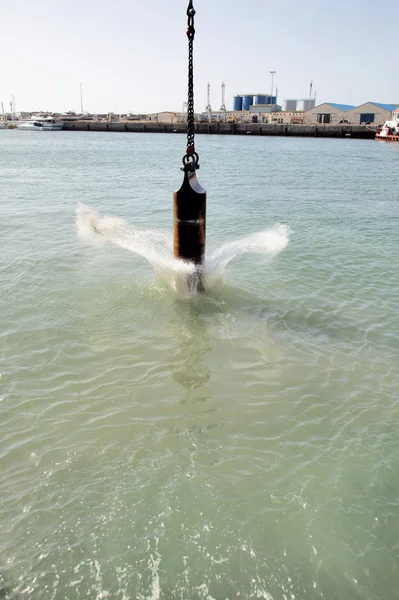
<box><xmin>62</xmin><ymin>121</ymin><xmax>375</xmax><ymax>139</ymax></box>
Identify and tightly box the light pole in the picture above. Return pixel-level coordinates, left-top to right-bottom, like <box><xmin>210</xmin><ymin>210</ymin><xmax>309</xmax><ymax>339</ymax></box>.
<box><xmin>270</xmin><ymin>71</ymin><xmax>276</xmax><ymax>104</ymax></box>
<box><xmin>80</xmin><ymin>83</ymin><xmax>84</xmax><ymax>115</ymax></box>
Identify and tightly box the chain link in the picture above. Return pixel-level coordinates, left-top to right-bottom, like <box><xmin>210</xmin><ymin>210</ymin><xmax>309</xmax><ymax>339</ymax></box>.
<box><xmin>183</xmin><ymin>1</ymin><xmax>199</xmax><ymax>171</ymax></box>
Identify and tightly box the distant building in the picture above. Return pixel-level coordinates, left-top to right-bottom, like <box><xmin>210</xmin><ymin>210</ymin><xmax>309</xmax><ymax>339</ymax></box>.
<box><xmin>304</xmin><ymin>102</ymin><xmax>398</xmax><ymax>125</ymax></box>
<box><xmin>227</xmin><ymin>110</ymin><xmax>251</xmax><ymax>122</ymax></box>
<box><xmin>200</xmin><ymin>110</ymin><xmax>230</xmax><ymax>122</ymax></box>
<box><xmin>200</xmin><ymin>110</ymin><xmax>253</xmax><ymax>122</ymax></box>
<box><xmin>249</xmin><ymin>104</ymin><xmax>282</xmax><ymax>114</ymax></box>
<box><xmin>147</xmin><ymin>112</ymin><xmax>178</xmax><ymax>123</ymax></box>
<box><xmin>124</xmin><ymin>113</ymin><xmax>148</xmax><ymax>121</ymax></box>
<box><xmin>304</xmin><ymin>103</ymin><xmax>355</xmax><ymax>124</ymax></box>
<box><xmin>268</xmin><ymin>111</ymin><xmax>304</xmax><ymax>125</ymax></box>
<box><xmin>345</xmin><ymin>102</ymin><xmax>398</xmax><ymax>125</ymax></box>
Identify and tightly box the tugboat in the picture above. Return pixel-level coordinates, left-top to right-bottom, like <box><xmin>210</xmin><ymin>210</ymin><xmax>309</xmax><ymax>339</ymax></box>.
<box><xmin>376</xmin><ymin>108</ymin><xmax>399</xmax><ymax>141</ymax></box>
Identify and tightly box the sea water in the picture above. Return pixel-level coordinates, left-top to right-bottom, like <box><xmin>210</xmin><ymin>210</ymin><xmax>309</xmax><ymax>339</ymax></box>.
<box><xmin>0</xmin><ymin>130</ymin><xmax>398</xmax><ymax>599</ymax></box>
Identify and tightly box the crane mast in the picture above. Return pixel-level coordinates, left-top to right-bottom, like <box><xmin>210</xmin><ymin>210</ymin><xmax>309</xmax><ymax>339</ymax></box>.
<box><xmin>205</xmin><ymin>82</ymin><xmax>212</xmax><ymax>123</ymax></box>
<box><xmin>220</xmin><ymin>82</ymin><xmax>226</xmax><ymax>122</ymax></box>
<box><xmin>181</xmin><ymin>101</ymin><xmax>188</xmax><ymax>122</ymax></box>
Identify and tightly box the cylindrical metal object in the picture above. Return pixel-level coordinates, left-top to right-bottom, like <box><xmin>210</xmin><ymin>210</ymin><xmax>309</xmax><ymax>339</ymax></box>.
<box><xmin>174</xmin><ymin>169</ymin><xmax>206</xmax><ymax>291</ymax></box>
<box><xmin>254</xmin><ymin>95</ymin><xmax>267</xmax><ymax>105</ymax></box>
<box><xmin>284</xmin><ymin>99</ymin><xmax>298</xmax><ymax>111</ymax></box>
<box><xmin>242</xmin><ymin>95</ymin><xmax>254</xmax><ymax>111</ymax></box>
<box><xmin>233</xmin><ymin>95</ymin><xmax>243</xmax><ymax>111</ymax></box>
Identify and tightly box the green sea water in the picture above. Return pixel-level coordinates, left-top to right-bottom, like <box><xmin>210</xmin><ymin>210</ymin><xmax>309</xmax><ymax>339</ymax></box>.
<box><xmin>0</xmin><ymin>130</ymin><xmax>398</xmax><ymax>599</ymax></box>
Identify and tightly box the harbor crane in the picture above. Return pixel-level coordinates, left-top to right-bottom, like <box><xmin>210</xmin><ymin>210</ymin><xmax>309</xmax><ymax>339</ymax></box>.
<box><xmin>181</xmin><ymin>101</ymin><xmax>188</xmax><ymax>122</ymax></box>
<box><xmin>205</xmin><ymin>82</ymin><xmax>212</xmax><ymax>123</ymax></box>
<box><xmin>220</xmin><ymin>82</ymin><xmax>226</xmax><ymax>122</ymax></box>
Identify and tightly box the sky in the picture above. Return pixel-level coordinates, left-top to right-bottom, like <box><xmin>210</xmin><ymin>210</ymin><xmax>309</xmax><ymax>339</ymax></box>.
<box><xmin>1</xmin><ymin>0</ymin><xmax>398</xmax><ymax>114</ymax></box>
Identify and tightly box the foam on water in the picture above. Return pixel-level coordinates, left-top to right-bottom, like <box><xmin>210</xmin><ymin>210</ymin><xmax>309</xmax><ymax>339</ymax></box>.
<box><xmin>76</xmin><ymin>204</ymin><xmax>289</xmax><ymax>293</ymax></box>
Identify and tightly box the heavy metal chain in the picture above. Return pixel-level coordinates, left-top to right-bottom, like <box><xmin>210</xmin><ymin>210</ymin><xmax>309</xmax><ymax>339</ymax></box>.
<box><xmin>183</xmin><ymin>0</ymin><xmax>199</xmax><ymax>171</ymax></box>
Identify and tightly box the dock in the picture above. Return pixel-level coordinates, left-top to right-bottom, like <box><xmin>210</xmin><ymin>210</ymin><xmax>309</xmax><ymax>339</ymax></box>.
<box><xmin>62</xmin><ymin>121</ymin><xmax>375</xmax><ymax>139</ymax></box>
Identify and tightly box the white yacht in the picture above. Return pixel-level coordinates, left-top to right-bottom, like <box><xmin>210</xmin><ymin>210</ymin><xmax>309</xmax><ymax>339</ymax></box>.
<box><xmin>17</xmin><ymin>116</ymin><xmax>63</xmax><ymax>131</ymax></box>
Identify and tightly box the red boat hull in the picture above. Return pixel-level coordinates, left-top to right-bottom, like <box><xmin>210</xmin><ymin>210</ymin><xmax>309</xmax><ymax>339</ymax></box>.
<box><xmin>376</xmin><ymin>133</ymin><xmax>399</xmax><ymax>142</ymax></box>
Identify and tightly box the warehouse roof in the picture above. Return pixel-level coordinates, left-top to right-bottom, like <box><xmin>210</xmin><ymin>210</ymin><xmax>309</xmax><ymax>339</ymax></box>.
<box><xmin>364</xmin><ymin>103</ymin><xmax>398</xmax><ymax>112</ymax></box>
<box><xmin>326</xmin><ymin>103</ymin><xmax>356</xmax><ymax>111</ymax></box>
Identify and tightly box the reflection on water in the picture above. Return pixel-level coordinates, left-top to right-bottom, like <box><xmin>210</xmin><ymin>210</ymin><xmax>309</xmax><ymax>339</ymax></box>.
<box><xmin>169</xmin><ymin>302</ymin><xmax>212</xmax><ymax>391</ymax></box>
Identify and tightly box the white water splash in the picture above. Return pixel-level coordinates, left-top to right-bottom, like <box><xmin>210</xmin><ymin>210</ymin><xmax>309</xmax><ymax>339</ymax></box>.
<box><xmin>206</xmin><ymin>225</ymin><xmax>289</xmax><ymax>273</ymax></box>
<box><xmin>76</xmin><ymin>204</ymin><xmax>289</xmax><ymax>293</ymax></box>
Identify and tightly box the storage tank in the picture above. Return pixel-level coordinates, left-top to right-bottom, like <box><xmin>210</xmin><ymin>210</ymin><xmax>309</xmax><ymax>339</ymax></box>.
<box><xmin>297</xmin><ymin>99</ymin><xmax>316</xmax><ymax>112</ymax></box>
<box><xmin>262</xmin><ymin>95</ymin><xmax>276</xmax><ymax>105</ymax></box>
<box><xmin>254</xmin><ymin>94</ymin><xmax>267</xmax><ymax>105</ymax></box>
<box><xmin>242</xmin><ymin>95</ymin><xmax>254</xmax><ymax>111</ymax></box>
<box><xmin>233</xmin><ymin>96</ymin><xmax>243</xmax><ymax>111</ymax></box>
<box><xmin>284</xmin><ymin>99</ymin><xmax>299</xmax><ymax>111</ymax></box>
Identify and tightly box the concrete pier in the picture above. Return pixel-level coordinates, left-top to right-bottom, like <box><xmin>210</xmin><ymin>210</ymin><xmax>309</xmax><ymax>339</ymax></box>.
<box><xmin>62</xmin><ymin>121</ymin><xmax>375</xmax><ymax>140</ymax></box>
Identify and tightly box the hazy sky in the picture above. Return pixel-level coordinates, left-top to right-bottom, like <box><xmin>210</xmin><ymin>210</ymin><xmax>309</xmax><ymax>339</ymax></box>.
<box><xmin>2</xmin><ymin>0</ymin><xmax>397</xmax><ymax>114</ymax></box>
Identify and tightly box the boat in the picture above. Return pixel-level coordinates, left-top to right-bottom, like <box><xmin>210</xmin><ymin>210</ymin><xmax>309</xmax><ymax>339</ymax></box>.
<box><xmin>0</xmin><ymin>120</ymin><xmax>16</xmax><ymax>129</ymax></box>
<box><xmin>17</xmin><ymin>116</ymin><xmax>63</xmax><ymax>131</ymax></box>
<box><xmin>376</xmin><ymin>108</ymin><xmax>399</xmax><ymax>141</ymax></box>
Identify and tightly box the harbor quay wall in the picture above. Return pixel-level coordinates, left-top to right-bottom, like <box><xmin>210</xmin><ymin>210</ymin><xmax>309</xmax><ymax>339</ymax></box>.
<box><xmin>62</xmin><ymin>121</ymin><xmax>375</xmax><ymax>139</ymax></box>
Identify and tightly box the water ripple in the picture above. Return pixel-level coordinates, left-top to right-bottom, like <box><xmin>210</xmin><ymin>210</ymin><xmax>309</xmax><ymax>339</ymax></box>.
<box><xmin>1</xmin><ymin>133</ymin><xmax>398</xmax><ymax>599</ymax></box>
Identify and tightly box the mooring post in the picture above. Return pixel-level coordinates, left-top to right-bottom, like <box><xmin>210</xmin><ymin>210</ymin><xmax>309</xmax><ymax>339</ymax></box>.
<box><xmin>173</xmin><ymin>0</ymin><xmax>206</xmax><ymax>292</ymax></box>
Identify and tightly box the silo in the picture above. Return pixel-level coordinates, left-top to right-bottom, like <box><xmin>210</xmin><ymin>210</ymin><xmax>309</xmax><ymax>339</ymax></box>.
<box><xmin>284</xmin><ymin>99</ymin><xmax>299</xmax><ymax>111</ymax></box>
<box><xmin>233</xmin><ymin>96</ymin><xmax>243</xmax><ymax>111</ymax></box>
<box><xmin>242</xmin><ymin>95</ymin><xmax>254</xmax><ymax>111</ymax></box>
<box><xmin>298</xmin><ymin>99</ymin><xmax>315</xmax><ymax>112</ymax></box>
<box><xmin>254</xmin><ymin>94</ymin><xmax>267</xmax><ymax>105</ymax></box>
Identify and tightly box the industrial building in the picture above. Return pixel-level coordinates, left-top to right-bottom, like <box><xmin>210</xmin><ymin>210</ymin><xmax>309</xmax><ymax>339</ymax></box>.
<box><xmin>248</xmin><ymin>104</ymin><xmax>281</xmax><ymax>115</ymax></box>
<box><xmin>303</xmin><ymin>103</ymin><xmax>355</xmax><ymax>124</ymax></box>
<box><xmin>149</xmin><ymin>100</ymin><xmax>398</xmax><ymax>127</ymax></box>
<box><xmin>200</xmin><ymin>105</ymin><xmax>282</xmax><ymax>124</ymax></box>
<box><xmin>345</xmin><ymin>103</ymin><xmax>398</xmax><ymax>125</ymax></box>
<box><xmin>269</xmin><ymin>111</ymin><xmax>304</xmax><ymax>124</ymax></box>
<box><xmin>146</xmin><ymin>111</ymin><xmax>179</xmax><ymax>123</ymax></box>
<box><xmin>304</xmin><ymin>102</ymin><xmax>398</xmax><ymax>125</ymax></box>
<box><xmin>225</xmin><ymin>94</ymin><xmax>280</xmax><ymax>123</ymax></box>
